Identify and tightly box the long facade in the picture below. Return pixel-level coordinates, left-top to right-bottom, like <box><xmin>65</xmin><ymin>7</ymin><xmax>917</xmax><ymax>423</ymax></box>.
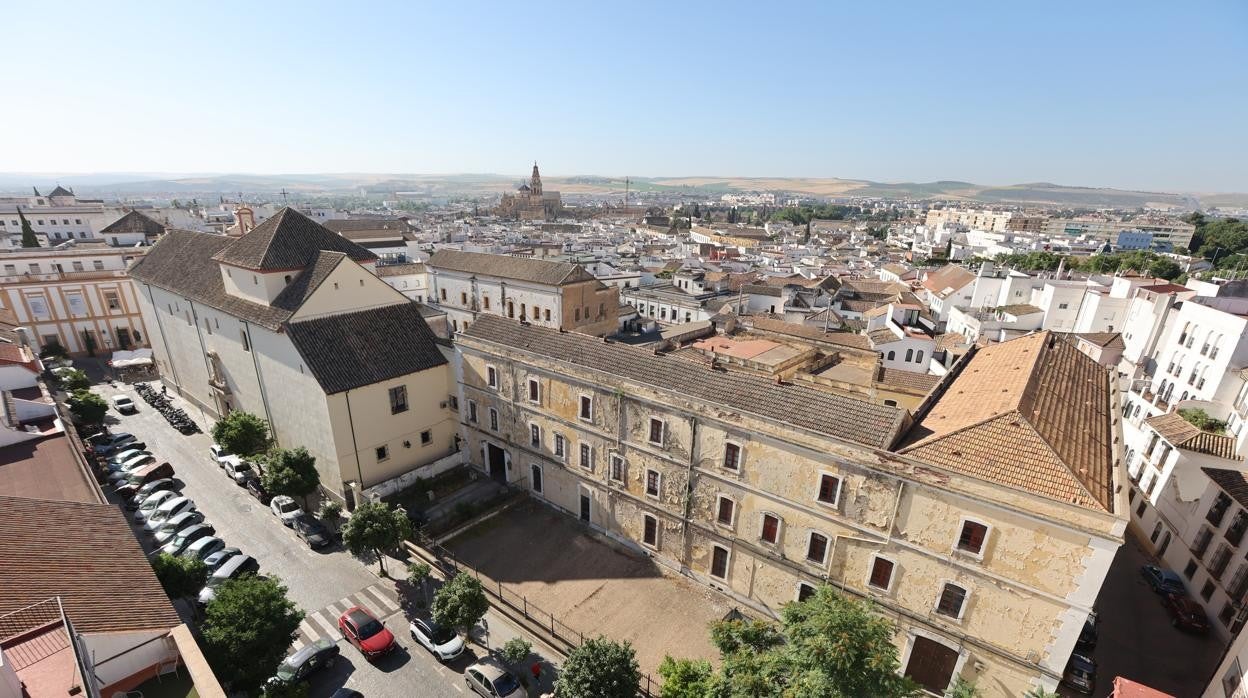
<box><xmin>455</xmin><ymin>315</ymin><xmax>1125</xmax><ymax>696</ymax></box>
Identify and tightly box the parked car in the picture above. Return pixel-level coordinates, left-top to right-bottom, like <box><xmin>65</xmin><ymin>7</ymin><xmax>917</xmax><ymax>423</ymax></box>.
<box><xmin>409</xmin><ymin>616</ymin><xmax>464</xmax><ymax>662</ymax></box>
<box><xmin>106</xmin><ymin>447</ymin><xmax>150</xmax><ymax>468</ymax></box>
<box><xmin>1141</xmin><ymin>564</ymin><xmax>1186</xmax><ymax>595</ymax></box>
<box><xmin>198</xmin><ymin>555</ymin><xmax>259</xmax><ymax>604</ymax></box>
<box><xmin>1061</xmin><ymin>653</ymin><xmax>1097</xmax><ymax>694</ymax></box>
<box><xmin>270</xmin><ymin>496</ymin><xmax>304</xmax><ymax>526</ymax></box>
<box><xmin>1075</xmin><ymin>616</ymin><xmax>1097</xmax><ymax>652</ymax></box>
<box><xmin>123</xmin><ymin>461</ymin><xmax>175</xmax><ymax>488</ymax></box>
<box><xmin>133</xmin><ymin>490</ymin><xmax>178</xmax><ymax>523</ymax></box>
<box><xmin>267</xmin><ymin>638</ymin><xmax>340</xmax><ymax>687</ymax></box>
<box><xmin>209</xmin><ymin>443</ymin><xmax>231</xmax><ymax>465</ymax></box>
<box><xmin>108</xmin><ymin>454</ymin><xmax>157</xmax><ymax>482</ymax></box>
<box><xmin>153</xmin><ymin>511</ymin><xmax>206</xmax><ymax>545</ymax></box>
<box><xmin>221</xmin><ymin>456</ymin><xmax>254</xmax><ymax>484</ymax></box>
<box><xmin>90</xmin><ymin>432</ymin><xmax>135</xmax><ymax>455</ymax></box>
<box><xmin>161</xmin><ymin>523</ymin><xmax>216</xmax><ymax>556</ymax></box>
<box><xmin>465</xmin><ymin>658</ymin><xmax>524</xmax><ymax>698</ymax></box>
<box><xmin>120</xmin><ymin>478</ymin><xmax>177</xmax><ymax>509</ymax></box>
<box><xmin>204</xmin><ymin>547</ymin><xmax>242</xmax><ymax>572</ymax></box>
<box><xmin>243</xmin><ymin>475</ymin><xmax>272</xmax><ymax>504</ymax></box>
<box><xmin>328</xmin><ymin>690</ymin><xmax>363</xmax><ymax>698</ymax></box>
<box><xmin>111</xmin><ymin>395</ymin><xmax>137</xmax><ymax>414</ymax></box>
<box><xmin>339</xmin><ymin>607</ymin><xmax>396</xmax><ymax>661</ymax></box>
<box><xmin>1163</xmin><ymin>592</ymin><xmax>1209</xmax><ymax>633</ymax></box>
<box><xmin>182</xmin><ymin>536</ymin><xmax>226</xmax><ymax>562</ymax></box>
<box><xmin>292</xmin><ymin>514</ymin><xmax>332</xmax><ymax>549</ymax></box>
<box><xmin>144</xmin><ymin>496</ymin><xmax>196</xmax><ymax>531</ymax></box>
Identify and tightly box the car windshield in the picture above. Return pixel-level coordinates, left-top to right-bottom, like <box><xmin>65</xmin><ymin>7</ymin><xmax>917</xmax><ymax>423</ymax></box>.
<box><xmin>279</xmin><ymin>501</ymin><xmax>299</xmax><ymax>514</ymax></box>
<box><xmin>274</xmin><ymin>660</ymin><xmax>297</xmax><ymax>681</ymax></box>
<box><xmin>357</xmin><ymin>619</ymin><xmax>384</xmax><ymax>639</ymax></box>
<box><xmin>429</xmin><ymin>623</ymin><xmax>456</xmax><ymax>644</ymax></box>
<box><xmin>493</xmin><ymin>673</ymin><xmax>521</xmax><ymax>695</ymax></box>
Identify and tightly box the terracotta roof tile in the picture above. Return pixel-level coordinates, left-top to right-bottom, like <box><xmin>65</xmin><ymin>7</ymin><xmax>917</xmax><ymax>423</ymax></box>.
<box><xmin>1146</xmin><ymin>412</ymin><xmax>1238</xmax><ymax>460</ymax></box>
<box><xmin>1203</xmin><ymin>468</ymin><xmax>1248</xmax><ymax>509</ymax></box>
<box><xmin>211</xmin><ymin>208</ymin><xmax>377</xmax><ymax>271</ymax></box>
<box><xmin>430</xmin><ymin>250</ymin><xmax>597</xmax><ymax>285</ymax></box>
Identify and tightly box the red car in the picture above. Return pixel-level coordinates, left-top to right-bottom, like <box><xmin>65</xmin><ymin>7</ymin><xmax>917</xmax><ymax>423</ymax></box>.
<box><xmin>338</xmin><ymin>606</ymin><xmax>396</xmax><ymax>660</ymax></box>
<box><xmin>1162</xmin><ymin>593</ymin><xmax>1209</xmax><ymax>633</ymax></box>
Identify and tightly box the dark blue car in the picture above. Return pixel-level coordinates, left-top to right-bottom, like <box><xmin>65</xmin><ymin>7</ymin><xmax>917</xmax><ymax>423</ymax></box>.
<box><xmin>1140</xmin><ymin>564</ymin><xmax>1185</xmax><ymax>595</ymax></box>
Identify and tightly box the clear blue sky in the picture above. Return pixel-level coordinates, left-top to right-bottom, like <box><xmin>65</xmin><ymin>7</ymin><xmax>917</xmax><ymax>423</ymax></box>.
<box><xmin>3</xmin><ymin>0</ymin><xmax>1246</xmax><ymax>191</ymax></box>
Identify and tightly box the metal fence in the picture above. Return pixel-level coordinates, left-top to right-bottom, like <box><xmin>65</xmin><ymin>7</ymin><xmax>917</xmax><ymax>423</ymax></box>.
<box><xmin>409</xmin><ymin>530</ymin><xmax>662</xmax><ymax>697</ymax></box>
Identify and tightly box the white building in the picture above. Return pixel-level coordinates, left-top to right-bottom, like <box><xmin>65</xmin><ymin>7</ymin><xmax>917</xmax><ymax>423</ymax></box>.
<box><xmin>0</xmin><ymin>186</ymin><xmax>114</xmax><ymax>247</ymax></box>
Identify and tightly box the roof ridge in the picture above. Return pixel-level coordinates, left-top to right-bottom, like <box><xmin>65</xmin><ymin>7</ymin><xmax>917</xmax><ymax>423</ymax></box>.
<box><xmin>1008</xmin><ymin>409</ymin><xmax>1110</xmax><ymax>512</ymax></box>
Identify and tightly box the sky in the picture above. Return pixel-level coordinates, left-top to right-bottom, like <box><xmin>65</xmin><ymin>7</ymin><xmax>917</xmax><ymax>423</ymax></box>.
<box><xmin>2</xmin><ymin>1</ymin><xmax>1246</xmax><ymax>192</ymax></box>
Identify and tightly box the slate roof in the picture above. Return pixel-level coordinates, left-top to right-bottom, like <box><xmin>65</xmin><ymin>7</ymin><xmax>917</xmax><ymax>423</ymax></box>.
<box><xmin>899</xmin><ymin>332</ymin><xmax>1115</xmax><ymax>511</ymax></box>
<box><xmin>0</xmin><ymin>495</ymin><xmax>180</xmax><ymax>633</ymax></box>
<box><xmin>1145</xmin><ymin>412</ymin><xmax>1238</xmax><ymax>460</ymax></box>
<box><xmin>286</xmin><ymin>302</ymin><xmax>447</xmax><ymax>394</ymax></box>
<box><xmin>211</xmin><ymin>207</ymin><xmax>377</xmax><ymax>271</ymax></box>
<box><xmin>462</xmin><ymin>315</ymin><xmax>907</xmax><ymax>449</ymax></box>
<box><xmin>100</xmin><ymin>210</ymin><xmax>165</xmax><ymax>237</ymax></box>
<box><xmin>46</xmin><ymin>185</ymin><xmax>73</xmax><ymax>197</ymax></box>
<box><xmin>428</xmin><ymin>249</ymin><xmax>598</xmax><ymax>286</ymax></box>
<box><xmin>1203</xmin><ymin>468</ymin><xmax>1248</xmax><ymax>508</ymax></box>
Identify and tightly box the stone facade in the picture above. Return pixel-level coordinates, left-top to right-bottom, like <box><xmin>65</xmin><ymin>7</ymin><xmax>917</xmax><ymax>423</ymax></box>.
<box><xmin>496</xmin><ymin>163</ymin><xmax>561</xmax><ymax>220</ymax></box>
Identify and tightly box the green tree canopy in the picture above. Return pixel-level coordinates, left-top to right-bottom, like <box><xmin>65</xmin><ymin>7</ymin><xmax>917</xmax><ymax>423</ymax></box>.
<box><xmin>57</xmin><ymin>368</ymin><xmax>90</xmax><ymax>392</ymax></box>
<box><xmin>202</xmin><ymin>575</ymin><xmax>303</xmax><ymax>691</ymax></box>
<box><xmin>18</xmin><ymin>208</ymin><xmax>39</xmax><ymax>248</ymax></box>
<box><xmin>151</xmin><ymin>552</ymin><xmax>208</xmax><ymax>600</ymax></box>
<box><xmin>555</xmin><ymin>636</ymin><xmax>641</xmax><ymax>698</ymax></box>
<box><xmin>261</xmin><ymin>447</ymin><xmax>320</xmax><ymax>501</ymax></box>
<box><xmin>658</xmin><ymin>656</ymin><xmax>716</xmax><ymax>698</ymax></box>
<box><xmin>499</xmin><ymin>637</ymin><xmax>532</xmax><ymax>666</ymax></box>
<box><xmin>211</xmin><ymin>411</ymin><xmax>271</xmax><ymax>457</ymax></box>
<box><xmin>68</xmin><ymin>390</ymin><xmax>108</xmax><ymax>425</ymax></box>
<box><xmin>341</xmin><ymin>501</ymin><xmax>411</xmax><ymax>576</ymax></box>
<box><xmin>431</xmin><ymin>572</ymin><xmax>489</xmax><ymax>636</ymax></box>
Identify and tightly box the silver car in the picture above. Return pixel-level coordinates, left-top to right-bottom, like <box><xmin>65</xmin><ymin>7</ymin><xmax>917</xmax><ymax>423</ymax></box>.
<box><xmin>465</xmin><ymin>658</ymin><xmax>524</xmax><ymax>698</ymax></box>
<box><xmin>144</xmin><ymin>496</ymin><xmax>196</xmax><ymax>531</ymax></box>
<box><xmin>133</xmin><ymin>490</ymin><xmax>177</xmax><ymax>523</ymax></box>
<box><xmin>153</xmin><ymin>510</ymin><xmax>206</xmax><ymax>545</ymax></box>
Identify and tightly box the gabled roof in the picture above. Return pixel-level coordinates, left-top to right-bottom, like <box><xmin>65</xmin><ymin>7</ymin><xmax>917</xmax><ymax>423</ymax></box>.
<box><xmin>1203</xmin><ymin>468</ymin><xmax>1248</xmax><ymax>508</ymax></box>
<box><xmin>286</xmin><ymin>302</ymin><xmax>447</xmax><ymax>394</ymax></box>
<box><xmin>0</xmin><ymin>495</ymin><xmax>180</xmax><ymax>633</ymax></box>
<box><xmin>427</xmin><ymin>249</ymin><xmax>598</xmax><ymax>285</ymax></box>
<box><xmin>271</xmin><ymin>251</ymin><xmax>348</xmax><ymax>312</ymax></box>
<box><xmin>922</xmin><ymin>265</ymin><xmax>976</xmax><ymax>298</ymax></box>
<box><xmin>899</xmin><ymin>332</ymin><xmax>1115</xmax><ymax>511</ymax></box>
<box><xmin>211</xmin><ymin>208</ymin><xmax>377</xmax><ymax>271</ymax></box>
<box><xmin>461</xmin><ymin>315</ymin><xmax>907</xmax><ymax>449</ymax></box>
<box><xmin>46</xmin><ymin>185</ymin><xmax>73</xmax><ymax>197</ymax></box>
<box><xmin>100</xmin><ymin>210</ymin><xmax>165</xmax><ymax>237</ymax></box>
<box><xmin>1145</xmin><ymin>412</ymin><xmax>1238</xmax><ymax>460</ymax></box>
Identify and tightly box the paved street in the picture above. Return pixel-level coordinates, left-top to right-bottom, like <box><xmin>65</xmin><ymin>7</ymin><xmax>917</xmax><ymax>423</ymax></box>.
<box><xmin>94</xmin><ymin>381</ymin><xmax>504</xmax><ymax>698</ymax></box>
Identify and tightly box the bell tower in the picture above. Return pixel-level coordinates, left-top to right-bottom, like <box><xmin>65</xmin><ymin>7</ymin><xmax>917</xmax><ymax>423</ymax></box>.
<box><xmin>530</xmin><ymin>162</ymin><xmax>543</xmax><ymax>197</ymax></box>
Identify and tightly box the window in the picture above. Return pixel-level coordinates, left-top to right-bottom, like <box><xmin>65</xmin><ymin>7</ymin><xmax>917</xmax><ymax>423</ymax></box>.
<box><xmin>1135</xmin><ymin>500</ymin><xmax>1147</xmax><ymax>518</ymax></box>
<box><xmin>936</xmin><ymin>583</ymin><xmax>968</xmax><ymax>619</ymax></box>
<box><xmin>530</xmin><ymin>464</ymin><xmax>543</xmax><ymax>494</ymax></box>
<box><xmin>915</xmin><ymin>350</ymin><xmax>925</xmax><ymax>364</ymax></box>
<box><xmin>648</xmin><ymin>418</ymin><xmax>664</xmax><ymax>445</ymax></box>
<box><xmin>468</xmin><ymin>400</ymin><xmax>478</xmax><ymax>423</ymax></box>
<box><xmin>448</xmin><ymin>395</ymin><xmax>458</xmax><ymax>411</ymax></box>
<box><xmin>710</xmin><ymin>545</ymin><xmax>729</xmax><ymax>579</ymax></box>
<box><xmin>530</xmin><ymin>424</ymin><xmax>542</xmax><ymax>448</ymax></box>
<box><xmin>389</xmin><ymin>385</ymin><xmax>408</xmax><ymax>414</ymax></box>
<box><xmin>609</xmin><ymin>454</ymin><xmax>624</xmax><ymax>482</ymax></box>
<box><xmin>240</xmin><ymin>328</ymin><xmax>250</xmax><ymax>352</ymax></box>
<box><xmin>1201</xmin><ymin>580</ymin><xmax>1216</xmax><ymax>601</ymax></box>
<box><xmin>905</xmin><ymin>348</ymin><xmax>914</xmax><ymax>362</ymax></box>
<box><xmin>489</xmin><ymin>408</ymin><xmax>499</xmax><ymax>432</ymax></box>
<box><xmin>486</xmin><ymin>365</ymin><xmax>498</xmax><ymax>388</ymax></box>
<box><xmin>760</xmin><ymin>513</ymin><xmax>780</xmax><ymax>545</ymax></box>
<box><xmin>29</xmin><ymin>263</ymin><xmax>41</xmax><ymax>275</ymax></box>
<box><xmin>868</xmin><ymin>556</ymin><xmax>895</xmax><ymax>591</ymax></box>
<box><xmin>645</xmin><ymin>469</ymin><xmax>660</xmax><ymax>497</ymax></box>
<box><xmin>887</xmin><ymin>351</ymin><xmax>895</xmax><ymax>360</ymax></box>
<box><xmin>1227</xmin><ymin>511</ymin><xmax>1248</xmax><ymax>546</ymax></box>
<box><xmin>956</xmin><ymin>520</ymin><xmax>989</xmax><ymax>556</ymax></box>
<box><xmin>420</xmin><ymin>430</ymin><xmax>432</xmax><ymax>445</ymax></box>
<box><xmin>1194</xmin><ymin>526</ymin><xmax>1214</xmax><ymax>556</ymax></box>
<box><xmin>816</xmin><ymin>473</ymin><xmax>841</xmax><ymax>506</ymax></box>
<box><xmin>797</xmin><ymin>583</ymin><xmax>816</xmax><ymax>602</ymax></box>
<box><xmin>527</xmin><ymin>377</ymin><xmax>540</xmax><ymax>403</ymax></box>
<box><xmin>1058</xmin><ymin>302</ymin><xmax>1069</xmax><ymax>310</ymax></box>
<box><xmin>375</xmin><ymin>445</ymin><xmax>389</xmax><ymax>462</ymax></box>
<box><xmin>483</xmin><ymin>296</ymin><xmax>491</xmax><ymax>310</ymax></box>
<box><xmin>723</xmin><ymin>442</ymin><xmax>741</xmax><ymax>471</ymax></box>
<box><xmin>575</xmin><ymin>307</ymin><xmax>581</xmax><ymax>321</ymax></box>
<box><xmin>2</xmin><ymin>264</ymin><xmax>14</xmax><ymax>275</ymax></box>
<box><xmin>460</xmin><ymin>291</ymin><xmax>468</xmax><ymax>305</ymax></box>
<box><xmin>643</xmin><ymin>514</ymin><xmax>658</xmax><ymax>548</ymax></box>
<box><xmin>554</xmin><ymin>434</ymin><xmax>566</xmax><ymax>459</ymax></box>
<box><xmin>440</xmin><ymin>288</ymin><xmax>447</xmax><ymax>301</ymax></box>
<box><xmin>884</xmin><ymin>399</ymin><xmax>898</xmax><ymax>407</ymax></box>
<box><xmin>71</xmin><ymin>261</ymin><xmax>84</xmax><ymax>272</ymax></box>
<box><xmin>806</xmin><ymin>532</ymin><xmax>829</xmax><ymax>565</ymax></box>
<box><xmin>580</xmin><ymin>395</ymin><xmax>593</xmax><ymax>421</ymax></box>
<box><xmin>1209</xmin><ymin>493</ymin><xmax>1233</xmax><ymax>526</ymax></box>
<box><xmin>1184</xmin><ymin>559</ymin><xmax>1199</xmax><ymax>579</ymax></box>
<box><xmin>1221</xmin><ymin>603</ymin><xmax>1237</xmax><ymax>628</ymax></box>
<box><xmin>544</xmin><ymin>308</ymin><xmax>551</xmax><ymax>321</ymax></box>
<box><xmin>1210</xmin><ymin>544</ymin><xmax>1233</xmax><ymax>580</ymax></box>
<box><xmin>716</xmin><ymin>496</ymin><xmax>735</xmax><ymax>526</ymax></box>
<box><xmin>204</xmin><ymin>317</ymin><xmax>213</xmax><ymax>335</ymax></box>
<box><xmin>579</xmin><ymin>442</ymin><xmax>593</xmax><ymax>469</ymax></box>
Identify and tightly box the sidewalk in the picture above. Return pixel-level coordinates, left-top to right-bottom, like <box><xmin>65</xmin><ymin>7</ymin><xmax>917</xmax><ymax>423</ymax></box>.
<box><xmin>362</xmin><ymin>550</ymin><xmax>560</xmax><ymax>697</ymax></box>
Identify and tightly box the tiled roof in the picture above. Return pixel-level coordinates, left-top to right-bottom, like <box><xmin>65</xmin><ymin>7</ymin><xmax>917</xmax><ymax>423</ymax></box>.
<box><xmin>322</xmin><ymin>219</ymin><xmax>409</xmax><ymax>235</ymax></box>
<box><xmin>100</xmin><ymin>210</ymin><xmax>165</xmax><ymax>237</ymax></box>
<box><xmin>211</xmin><ymin>208</ymin><xmax>377</xmax><ymax>271</ymax></box>
<box><xmin>1145</xmin><ymin>412</ymin><xmax>1238</xmax><ymax>460</ymax></box>
<box><xmin>46</xmin><ymin>185</ymin><xmax>73</xmax><ymax>197</ymax></box>
<box><xmin>376</xmin><ymin>262</ymin><xmax>427</xmax><ymax>277</ymax></box>
<box><xmin>741</xmin><ymin>284</ymin><xmax>783</xmax><ymax>297</ymax></box>
<box><xmin>1203</xmin><ymin>468</ymin><xmax>1248</xmax><ymax>509</ymax></box>
<box><xmin>921</xmin><ymin>265</ymin><xmax>976</xmax><ymax>298</ymax></box>
<box><xmin>899</xmin><ymin>332</ymin><xmax>1115</xmax><ymax>511</ymax></box>
<box><xmin>428</xmin><ymin>249</ymin><xmax>597</xmax><ymax>286</ymax></box>
<box><xmin>461</xmin><ymin>315</ymin><xmax>906</xmax><ymax>449</ymax></box>
<box><xmin>0</xmin><ymin>432</ymin><xmax>100</xmax><ymax>504</ymax></box>
<box><xmin>271</xmin><ymin>251</ymin><xmax>347</xmax><ymax>312</ymax></box>
<box><xmin>868</xmin><ymin>328</ymin><xmax>902</xmax><ymax>345</ymax></box>
<box><xmin>876</xmin><ymin>367</ymin><xmax>940</xmax><ymax>394</ymax></box>
<box><xmin>746</xmin><ymin>316</ymin><xmax>872</xmax><ymax>350</ymax></box>
<box><xmin>0</xmin><ymin>495</ymin><xmax>180</xmax><ymax>633</ymax></box>
<box><xmin>286</xmin><ymin>302</ymin><xmax>447</xmax><ymax>394</ymax></box>
<box><xmin>1072</xmin><ymin>332</ymin><xmax>1125</xmax><ymax>350</ymax></box>
<box><xmin>996</xmin><ymin>303</ymin><xmax>1043</xmax><ymax>316</ymax></box>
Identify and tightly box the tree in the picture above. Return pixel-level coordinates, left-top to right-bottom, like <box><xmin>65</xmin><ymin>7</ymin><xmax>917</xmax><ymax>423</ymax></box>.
<box><xmin>57</xmin><ymin>368</ymin><xmax>90</xmax><ymax>392</ymax></box>
<box><xmin>658</xmin><ymin>656</ymin><xmax>716</xmax><ymax>698</ymax></box>
<box><xmin>499</xmin><ymin>637</ymin><xmax>532</xmax><ymax>666</ymax></box>
<box><xmin>555</xmin><ymin>636</ymin><xmax>640</xmax><ymax>698</ymax></box>
<box><xmin>946</xmin><ymin>677</ymin><xmax>981</xmax><ymax>698</ymax></box>
<box><xmin>261</xmin><ymin>682</ymin><xmax>309</xmax><ymax>698</ymax></box>
<box><xmin>151</xmin><ymin>553</ymin><xmax>209</xmax><ymax>600</ymax></box>
<box><xmin>1148</xmin><ymin>258</ymin><xmax>1182</xmax><ymax>280</ymax></box>
<box><xmin>341</xmin><ymin>501</ymin><xmax>411</xmax><ymax>576</ymax></box>
<box><xmin>1023</xmin><ymin>688</ymin><xmax>1061</xmax><ymax>698</ymax></box>
<box><xmin>68</xmin><ymin>390</ymin><xmax>108</xmax><ymax>425</ymax></box>
<box><xmin>202</xmin><ymin>575</ymin><xmax>303</xmax><ymax>691</ymax></box>
<box><xmin>262</xmin><ymin>447</ymin><xmax>320</xmax><ymax>505</ymax></box>
<box><xmin>407</xmin><ymin>560</ymin><xmax>432</xmax><ymax>607</ymax></box>
<box><xmin>17</xmin><ymin>207</ymin><xmax>39</xmax><ymax>248</ymax></box>
<box><xmin>432</xmin><ymin>572</ymin><xmax>489</xmax><ymax>636</ymax></box>
<box><xmin>211</xmin><ymin>410</ymin><xmax>271</xmax><ymax>457</ymax></box>
<box><xmin>319</xmin><ymin>501</ymin><xmax>343</xmax><ymax>532</ymax></box>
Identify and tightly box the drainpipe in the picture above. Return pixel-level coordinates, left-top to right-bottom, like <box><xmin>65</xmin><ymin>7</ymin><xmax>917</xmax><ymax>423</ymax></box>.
<box><xmin>243</xmin><ymin>320</ymin><xmax>275</xmax><ymax>443</ymax></box>
<box><xmin>343</xmin><ymin>387</ymin><xmax>365</xmax><ymax>509</ymax></box>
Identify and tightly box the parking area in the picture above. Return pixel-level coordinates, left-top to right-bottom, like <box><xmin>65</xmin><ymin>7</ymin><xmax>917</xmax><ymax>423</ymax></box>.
<box><xmin>445</xmin><ymin>501</ymin><xmax>732</xmax><ymax>675</ymax></box>
<box><xmin>1082</xmin><ymin>531</ymin><xmax>1223</xmax><ymax>697</ymax></box>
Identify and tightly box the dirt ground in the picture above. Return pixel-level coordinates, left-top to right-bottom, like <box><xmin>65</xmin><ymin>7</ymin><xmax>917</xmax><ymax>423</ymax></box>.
<box><xmin>445</xmin><ymin>501</ymin><xmax>732</xmax><ymax>675</ymax></box>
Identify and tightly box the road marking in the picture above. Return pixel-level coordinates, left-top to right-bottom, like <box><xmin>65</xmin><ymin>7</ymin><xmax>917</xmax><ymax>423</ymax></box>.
<box><xmin>336</xmin><ymin>595</ymin><xmax>360</xmax><ymax>612</ymax></box>
<box><xmin>306</xmin><ymin>610</ymin><xmax>341</xmax><ymax>641</ymax></box>
<box><xmin>326</xmin><ymin>600</ymin><xmax>351</xmax><ymax>617</ymax></box>
<box><xmin>297</xmin><ymin>618</ymin><xmax>318</xmax><ymax>641</ymax></box>
<box><xmin>453</xmin><ymin>682</ymin><xmax>462</xmax><ymax>692</ymax></box>
<box><xmin>290</xmin><ymin>637</ymin><xmax>306</xmax><ymax>653</ymax></box>
<box><xmin>360</xmin><ymin>585</ymin><xmax>400</xmax><ymax>613</ymax></box>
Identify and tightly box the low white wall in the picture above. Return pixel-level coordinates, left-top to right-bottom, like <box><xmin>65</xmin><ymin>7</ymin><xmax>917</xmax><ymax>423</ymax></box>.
<box><xmin>363</xmin><ymin>450</ymin><xmax>465</xmax><ymax>502</ymax></box>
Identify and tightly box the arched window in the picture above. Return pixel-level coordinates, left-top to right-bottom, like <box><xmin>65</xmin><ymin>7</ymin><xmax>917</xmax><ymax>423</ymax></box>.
<box><xmin>1150</xmin><ymin>522</ymin><xmax>1162</xmax><ymax>543</ymax></box>
<box><xmin>1133</xmin><ymin>403</ymin><xmax>1142</xmax><ymax>418</ymax></box>
<box><xmin>915</xmin><ymin>350</ymin><xmax>925</xmax><ymax>364</ymax></box>
<box><xmin>905</xmin><ymin>348</ymin><xmax>914</xmax><ymax>362</ymax></box>
<box><xmin>887</xmin><ymin>351</ymin><xmax>895</xmax><ymax>360</ymax></box>
<box><xmin>1186</xmin><ymin>325</ymin><xmax>1198</xmax><ymax>348</ymax></box>
<box><xmin>1179</xmin><ymin>322</ymin><xmax>1191</xmax><ymax>345</ymax></box>
<box><xmin>1158</xmin><ymin>531</ymin><xmax>1172</xmax><ymax>556</ymax></box>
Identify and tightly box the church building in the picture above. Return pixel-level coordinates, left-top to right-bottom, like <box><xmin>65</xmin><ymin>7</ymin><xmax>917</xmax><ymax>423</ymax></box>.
<box><xmin>497</xmin><ymin>163</ymin><xmax>561</xmax><ymax>220</ymax></box>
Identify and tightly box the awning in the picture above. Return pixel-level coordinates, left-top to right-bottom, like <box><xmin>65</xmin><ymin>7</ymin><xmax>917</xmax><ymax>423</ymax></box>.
<box><xmin>109</xmin><ymin>348</ymin><xmax>154</xmax><ymax>368</ymax></box>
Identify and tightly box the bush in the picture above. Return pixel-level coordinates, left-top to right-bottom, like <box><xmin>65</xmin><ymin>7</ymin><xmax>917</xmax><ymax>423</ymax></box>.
<box><xmin>57</xmin><ymin>368</ymin><xmax>90</xmax><ymax>391</ymax></box>
<box><xmin>1179</xmin><ymin>408</ymin><xmax>1228</xmax><ymax>434</ymax></box>
<box><xmin>68</xmin><ymin>390</ymin><xmax>108</xmax><ymax>425</ymax></box>
<box><xmin>500</xmin><ymin>637</ymin><xmax>532</xmax><ymax>665</ymax></box>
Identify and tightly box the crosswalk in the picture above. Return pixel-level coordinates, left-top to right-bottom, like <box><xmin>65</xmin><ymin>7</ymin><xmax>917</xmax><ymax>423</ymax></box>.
<box><xmin>290</xmin><ymin>583</ymin><xmax>403</xmax><ymax>654</ymax></box>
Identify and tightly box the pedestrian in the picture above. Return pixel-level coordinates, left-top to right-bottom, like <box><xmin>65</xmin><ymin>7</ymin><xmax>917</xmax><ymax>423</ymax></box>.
<box><xmin>531</xmin><ymin>661</ymin><xmax>542</xmax><ymax>683</ymax></box>
<box><xmin>161</xmin><ymin>384</ymin><xmax>167</xmax><ymax>396</ymax></box>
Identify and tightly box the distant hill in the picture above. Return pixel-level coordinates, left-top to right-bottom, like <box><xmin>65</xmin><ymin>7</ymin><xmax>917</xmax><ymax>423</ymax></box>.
<box><xmin>0</xmin><ymin>172</ymin><xmax>1237</xmax><ymax>209</ymax></box>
